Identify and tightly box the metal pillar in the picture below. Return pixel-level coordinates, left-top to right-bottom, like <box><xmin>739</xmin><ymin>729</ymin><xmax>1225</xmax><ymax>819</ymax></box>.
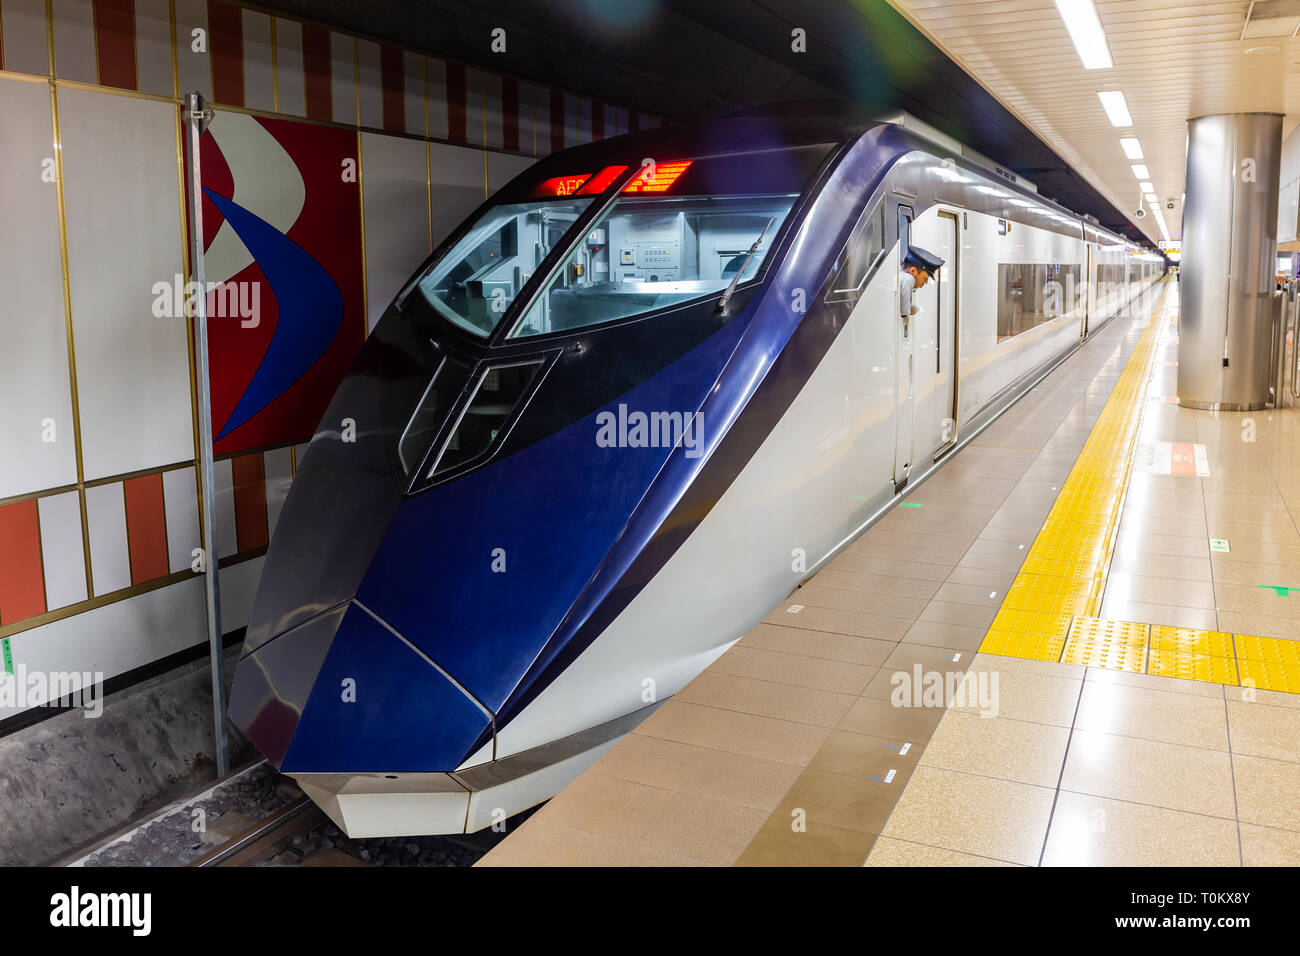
<box><xmin>184</xmin><ymin>92</ymin><xmax>228</xmax><ymax>776</ymax></box>
<box><xmin>1178</xmin><ymin>113</ymin><xmax>1283</xmax><ymax>410</ymax></box>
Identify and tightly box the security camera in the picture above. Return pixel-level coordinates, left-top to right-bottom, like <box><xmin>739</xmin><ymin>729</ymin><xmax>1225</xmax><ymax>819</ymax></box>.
<box><xmin>1166</xmin><ymin>200</ymin><xmax>1175</xmax><ymax>210</ymax></box>
<box><xmin>1135</xmin><ymin>207</ymin><xmax>1147</xmax><ymax>219</ymax></box>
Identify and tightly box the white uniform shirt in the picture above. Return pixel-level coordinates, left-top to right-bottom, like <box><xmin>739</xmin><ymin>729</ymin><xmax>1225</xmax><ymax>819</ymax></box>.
<box><xmin>900</xmin><ymin>270</ymin><xmax>922</xmax><ymax>319</ymax></box>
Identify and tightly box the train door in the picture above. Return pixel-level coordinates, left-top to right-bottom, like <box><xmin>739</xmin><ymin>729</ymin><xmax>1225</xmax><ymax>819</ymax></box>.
<box><xmin>893</xmin><ymin>205</ymin><xmax>915</xmax><ymax>491</ymax></box>
<box><xmin>910</xmin><ymin>209</ymin><xmax>959</xmax><ymax>463</ymax></box>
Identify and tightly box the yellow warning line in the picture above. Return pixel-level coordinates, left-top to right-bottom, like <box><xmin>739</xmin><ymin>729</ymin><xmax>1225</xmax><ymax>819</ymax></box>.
<box><xmin>978</xmin><ymin>281</ymin><xmax>1298</xmax><ymax>695</ymax></box>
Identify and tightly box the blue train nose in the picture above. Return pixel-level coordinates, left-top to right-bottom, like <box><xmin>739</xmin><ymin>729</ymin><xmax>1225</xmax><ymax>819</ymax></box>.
<box><xmin>228</xmin><ymin>601</ymin><xmax>492</xmax><ymax>772</ymax></box>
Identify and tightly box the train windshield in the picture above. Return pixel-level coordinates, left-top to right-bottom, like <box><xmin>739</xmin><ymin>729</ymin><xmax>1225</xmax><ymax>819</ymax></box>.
<box><xmin>417</xmin><ymin>196</ymin><xmax>596</xmax><ymax>337</ymax></box>
<box><xmin>509</xmin><ymin>145</ymin><xmax>832</xmax><ymax>338</ymax></box>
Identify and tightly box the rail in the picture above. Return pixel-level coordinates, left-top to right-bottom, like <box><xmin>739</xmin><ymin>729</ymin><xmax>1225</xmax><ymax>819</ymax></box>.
<box><xmin>189</xmin><ymin>796</ymin><xmax>328</xmax><ymax>867</ymax></box>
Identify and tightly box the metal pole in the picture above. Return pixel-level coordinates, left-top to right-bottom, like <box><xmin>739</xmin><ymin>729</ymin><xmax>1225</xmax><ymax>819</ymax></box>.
<box><xmin>185</xmin><ymin>92</ymin><xmax>228</xmax><ymax>776</ymax></box>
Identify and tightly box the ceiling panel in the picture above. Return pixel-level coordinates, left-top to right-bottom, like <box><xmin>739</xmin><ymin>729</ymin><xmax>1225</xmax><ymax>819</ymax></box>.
<box><xmin>889</xmin><ymin>0</ymin><xmax>1299</xmax><ymax>241</ymax></box>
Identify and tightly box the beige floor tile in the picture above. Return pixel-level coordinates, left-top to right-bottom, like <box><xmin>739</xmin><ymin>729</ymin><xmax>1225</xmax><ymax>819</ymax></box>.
<box><xmin>1226</xmin><ymin>700</ymin><xmax>1300</xmax><ymax>763</ymax></box>
<box><xmin>1225</xmin><ymin>685</ymin><xmax>1300</xmax><ymax>709</ymax></box>
<box><xmin>957</xmin><ymin>550</ymin><xmax>1029</xmax><ymax>572</ymax></box>
<box><xmin>1238</xmin><ymin>823</ymin><xmax>1300</xmax><ymax>866</ymax></box>
<box><xmin>1096</xmin><ymin>598</ymin><xmax>1219</xmax><ymax>632</ymax></box>
<box><xmin>1232</xmin><ymin>754</ymin><xmax>1300</xmax><ymax>831</ymax></box>
<box><xmin>808</xmin><ymin>728</ymin><xmax>923</xmax><ymax>779</ymax></box>
<box><xmin>933</xmin><ymin>582</ymin><xmax>1006</xmax><ymax>608</ymax></box>
<box><xmin>919</xmin><ymin>600</ymin><xmax>998</xmax><ymax>629</ymax></box>
<box><xmin>899</xmin><ymin>618</ymin><xmax>988</xmax><ymax>651</ymax></box>
<box><xmin>1083</xmin><ymin>665</ymin><xmax>1226</xmax><ymax>699</ymax></box>
<box><xmin>853</xmin><ymin>528</ymin><xmax>978</xmax><ymax>552</ymax></box>
<box><xmin>945</xmin><ymin>565</ymin><xmax>1019</xmax><ymax>590</ymax></box>
<box><xmin>710</xmin><ymin>645</ymin><xmax>876</xmax><ymax>695</ymax></box>
<box><xmin>829</xmin><ymin>553</ymin><xmax>952</xmax><ymax>582</ymax></box>
<box><xmin>738</xmin><ymin>623</ymin><xmax>895</xmax><ymax>666</ymax></box>
<box><xmin>1215</xmin><ymin>610</ymin><xmax>1299</xmax><ymax>642</ymax></box>
<box><xmin>633</xmin><ymin>700</ymin><xmax>831</xmax><ymax>765</ymax></box>
<box><xmin>1041</xmin><ymin>791</ymin><xmax>1240</xmax><ymax>866</ymax></box>
<box><xmin>919</xmin><ymin>711</ymin><xmax>1070</xmax><ymax>787</ymax></box>
<box><xmin>1061</xmin><ymin>729</ymin><xmax>1237</xmax><ymax>818</ymax></box>
<box><xmin>534</xmin><ymin>774</ymin><xmax>765</xmax><ymax>865</ymax></box>
<box><xmin>808</xmin><ymin>569</ymin><xmax>941</xmax><ymax>600</ymax></box>
<box><xmin>864</xmin><ymin>645</ymin><xmax>971</xmax><ymax>702</ymax></box>
<box><xmin>776</xmin><ymin>768</ymin><xmax>904</xmax><ymax>834</ymax></box>
<box><xmin>949</xmin><ymin>665</ymin><xmax>1082</xmax><ymax>726</ymax></box>
<box><xmin>735</xmin><ymin>814</ymin><xmax>877</xmax><ymax>866</ymax></box>
<box><xmin>1215</xmin><ymin>583</ymin><xmax>1300</xmax><ymax>620</ymax></box>
<box><xmin>1210</xmin><ymin>558</ymin><xmax>1300</xmax><ymax>590</ymax></box>
<box><xmin>1120</xmin><ymin>513</ymin><xmax>1207</xmax><ymax>540</ymax></box>
<box><xmin>1109</xmin><ymin>550</ymin><xmax>1212</xmax><ymax>581</ymax></box>
<box><xmin>880</xmin><ymin>766</ymin><xmax>1055</xmax><ymax>866</ymax></box>
<box><xmin>789</xmin><ymin>584</ymin><xmax>929</xmax><ymax>621</ymax></box>
<box><xmin>837</xmin><ymin>694</ymin><xmax>947</xmax><ymax>742</ymax></box>
<box><xmin>1114</xmin><ymin>531</ymin><xmax>1212</xmax><ymax>558</ymax></box>
<box><xmin>764</xmin><ymin>603</ymin><xmax>912</xmax><ymax>641</ymax></box>
<box><xmin>1102</xmin><ymin>572</ymin><xmax>1218</xmax><ymax>610</ymax></box>
<box><xmin>969</xmin><ymin>652</ymin><xmax>1085</xmax><ymax>680</ymax></box>
<box><xmin>476</xmin><ymin>819</ymin><xmax>710</xmax><ymax>867</ymax></box>
<box><xmin>864</xmin><ymin>836</ymin><xmax>1019</xmax><ymax>866</ymax></box>
<box><xmin>1074</xmin><ymin>681</ymin><xmax>1229</xmax><ymax>750</ymax></box>
<box><xmin>589</xmin><ymin>734</ymin><xmax>802</xmax><ymax>811</ymax></box>
<box><xmin>674</xmin><ymin>672</ymin><xmax>857</xmax><ymax>728</ymax></box>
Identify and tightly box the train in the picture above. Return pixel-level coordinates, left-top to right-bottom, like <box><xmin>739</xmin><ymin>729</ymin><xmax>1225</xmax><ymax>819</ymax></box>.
<box><xmin>228</xmin><ymin>102</ymin><xmax>1164</xmax><ymax>837</ymax></box>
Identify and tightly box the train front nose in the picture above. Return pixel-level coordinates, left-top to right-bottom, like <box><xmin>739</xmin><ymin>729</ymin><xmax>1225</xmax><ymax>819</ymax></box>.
<box><xmin>228</xmin><ymin>318</ymin><xmax>493</xmax><ymax>774</ymax></box>
<box><xmin>228</xmin><ymin>600</ymin><xmax>492</xmax><ymax>772</ymax></box>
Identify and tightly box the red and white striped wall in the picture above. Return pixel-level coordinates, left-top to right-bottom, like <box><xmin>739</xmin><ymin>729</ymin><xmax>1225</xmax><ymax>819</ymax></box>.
<box><xmin>0</xmin><ymin>0</ymin><xmax>662</xmax><ymax>155</ymax></box>
<box><xmin>0</xmin><ymin>445</ymin><xmax>296</xmax><ymax>631</ymax></box>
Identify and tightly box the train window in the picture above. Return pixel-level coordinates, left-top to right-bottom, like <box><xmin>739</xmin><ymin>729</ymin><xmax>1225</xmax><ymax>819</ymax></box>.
<box><xmin>826</xmin><ymin>205</ymin><xmax>885</xmax><ymax>301</ymax></box>
<box><xmin>428</xmin><ymin>361</ymin><xmax>543</xmax><ymax>478</ymax></box>
<box><xmin>396</xmin><ymin>354</ymin><xmax>474</xmax><ymax>475</ymax></box>
<box><xmin>505</xmin><ymin>144</ymin><xmax>832</xmax><ymax>339</ymax></box>
<box><xmin>417</xmin><ymin>198</ymin><xmax>595</xmax><ymax>337</ymax></box>
<box><xmin>508</xmin><ymin>195</ymin><xmax>796</xmax><ymax>338</ymax></box>
<box><xmin>996</xmin><ymin>263</ymin><xmax>1084</xmax><ymax>341</ymax></box>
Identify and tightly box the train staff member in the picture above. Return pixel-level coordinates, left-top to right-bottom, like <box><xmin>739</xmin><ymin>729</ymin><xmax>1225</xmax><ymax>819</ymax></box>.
<box><xmin>900</xmin><ymin>245</ymin><xmax>946</xmax><ymax>320</ymax></box>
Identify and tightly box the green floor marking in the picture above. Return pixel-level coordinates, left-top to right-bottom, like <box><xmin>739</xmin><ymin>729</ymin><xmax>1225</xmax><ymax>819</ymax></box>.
<box><xmin>1260</xmin><ymin>585</ymin><xmax>1292</xmax><ymax>597</ymax></box>
<box><xmin>901</xmin><ymin>502</ymin><xmax>923</xmax><ymax>508</ymax></box>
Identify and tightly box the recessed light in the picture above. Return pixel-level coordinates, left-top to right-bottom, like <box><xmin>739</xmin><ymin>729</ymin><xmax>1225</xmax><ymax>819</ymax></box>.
<box><xmin>1138</xmin><ymin>180</ymin><xmax>1154</xmax><ymax>192</ymax></box>
<box><xmin>1131</xmin><ymin>164</ymin><xmax>1150</xmax><ymax>179</ymax></box>
<box><xmin>1097</xmin><ymin>90</ymin><xmax>1132</xmax><ymax>126</ymax></box>
<box><xmin>1120</xmin><ymin>137</ymin><xmax>1144</xmax><ymax>159</ymax></box>
<box><xmin>1054</xmin><ymin>0</ymin><xmax>1114</xmax><ymax>70</ymax></box>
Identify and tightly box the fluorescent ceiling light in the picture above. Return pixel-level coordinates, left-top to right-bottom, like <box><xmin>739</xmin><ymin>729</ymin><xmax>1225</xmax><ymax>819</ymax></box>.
<box><xmin>1120</xmin><ymin>137</ymin><xmax>1144</xmax><ymax>159</ymax></box>
<box><xmin>1054</xmin><ymin>0</ymin><xmax>1114</xmax><ymax>69</ymax></box>
<box><xmin>1097</xmin><ymin>90</ymin><xmax>1132</xmax><ymax>126</ymax></box>
<box><xmin>1138</xmin><ymin>180</ymin><xmax>1154</xmax><ymax>192</ymax></box>
<box><xmin>1144</xmin><ymin>193</ymin><xmax>1158</xmax><ymax>202</ymax></box>
<box><xmin>1131</xmin><ymin>164</ymin><xmax>1150</xmax><ymax>179</ymax></box>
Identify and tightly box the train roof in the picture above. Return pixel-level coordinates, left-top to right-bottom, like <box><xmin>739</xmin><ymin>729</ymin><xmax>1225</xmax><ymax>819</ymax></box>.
<box><xmin>517</xmin><ymin>99</ymin><xmax>1158</xmax><ymax>255</ymax></box>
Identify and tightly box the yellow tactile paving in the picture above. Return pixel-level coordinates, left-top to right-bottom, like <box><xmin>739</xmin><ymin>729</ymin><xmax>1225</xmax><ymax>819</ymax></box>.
<box><xmin>976</xmin><ymin>282</ymin><xmax>1300</xmax><ymax>695</ymax></box>
<box><xmin>1148</xmin><ymin>648</ymin><xmax>1238</xmax><ymax>685</ymax></box>
<box><xmin>1150</xmin><ymin>625</ymin><xmax>1234</xmax><ymax>658</ymax></box>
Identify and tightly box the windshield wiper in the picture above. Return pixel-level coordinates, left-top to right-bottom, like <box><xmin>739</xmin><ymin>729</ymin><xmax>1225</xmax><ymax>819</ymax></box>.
<box><xmin>718</xmin><ymin>216</ymin><xmax>775</xmax><ymax>316</ymax></box>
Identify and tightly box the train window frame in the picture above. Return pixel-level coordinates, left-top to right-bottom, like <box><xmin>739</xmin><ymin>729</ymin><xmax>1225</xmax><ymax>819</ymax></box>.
<box><xmin>825</xmin><ymin>203</ymin><xmax>887</xmax><ymax>303</ymax></box>
<box><xmin>401</xmin><ymin>354</ymin><xmax>556</xmax><ymax>494</ymax></box>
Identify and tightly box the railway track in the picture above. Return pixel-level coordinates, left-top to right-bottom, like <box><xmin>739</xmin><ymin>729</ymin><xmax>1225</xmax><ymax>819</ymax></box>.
<box><xmin>189</xmin><ymin>796</ymin><xmax>331</xmax><ymax>867</ymax></box>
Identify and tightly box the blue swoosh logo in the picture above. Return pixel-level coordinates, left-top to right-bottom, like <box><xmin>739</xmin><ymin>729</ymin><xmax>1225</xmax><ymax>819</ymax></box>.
<box><xmin>204</xmin><ymin>187</ymin><xmax>344</xmax><ymax>441</ymax></box>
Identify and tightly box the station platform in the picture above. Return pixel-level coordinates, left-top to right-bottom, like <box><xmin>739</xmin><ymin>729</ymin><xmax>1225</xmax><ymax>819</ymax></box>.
<box><xmin>479</xmin><ymin>278</ymin><xmax>1300</xmax><ymax>867</ymax></box>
